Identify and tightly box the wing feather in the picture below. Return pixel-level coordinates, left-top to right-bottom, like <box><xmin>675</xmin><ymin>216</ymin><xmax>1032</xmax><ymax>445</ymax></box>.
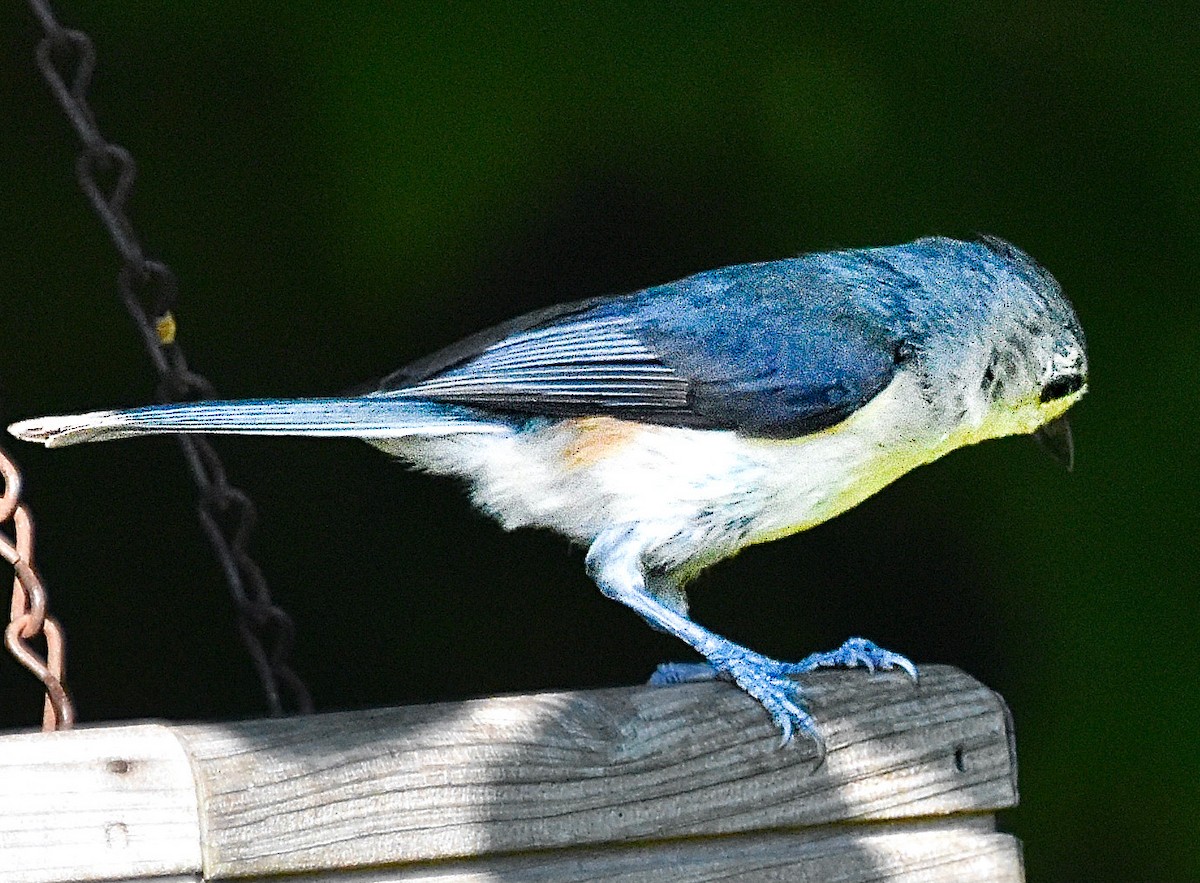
<box><xmin>388</xmin><ymin>315</ymin><xmax>693</xmax><ymax>414</ymax></box>
<box><xmin>378</xmin><ymin>252</ymin><xmax>914</xmax><ymax>436</ymax></box>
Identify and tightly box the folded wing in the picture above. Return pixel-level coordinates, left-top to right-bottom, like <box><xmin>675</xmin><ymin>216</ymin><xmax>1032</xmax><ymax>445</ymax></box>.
<box><xmin>383</xmin><ymin>257</ymin><xmax>911</xmax><ymax>439</ymax></box>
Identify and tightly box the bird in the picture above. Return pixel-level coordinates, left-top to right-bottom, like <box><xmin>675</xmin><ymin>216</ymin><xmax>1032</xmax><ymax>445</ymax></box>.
<box><xmin>9</xmin><ymin>235</ymin><xmax>1087</xmax><ymax>754</ymax></box>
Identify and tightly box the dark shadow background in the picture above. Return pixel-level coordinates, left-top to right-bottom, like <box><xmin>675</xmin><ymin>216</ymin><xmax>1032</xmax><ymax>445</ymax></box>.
<box><xmin>1</xmin><ymin>4</ymin><xmax>1194</xmax><ymax>880</ymax></box>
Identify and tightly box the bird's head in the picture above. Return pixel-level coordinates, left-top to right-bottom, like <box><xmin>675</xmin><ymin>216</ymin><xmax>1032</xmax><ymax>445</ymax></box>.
<box><xmin>982</xmin><ymin>304</ymin><xmax>1087</xmax><ymax>469</ymax></box>
<box><xmin>906</xmin><ymin>236</ymin><xmax>1088</xmax><ymax>467</ymax></box>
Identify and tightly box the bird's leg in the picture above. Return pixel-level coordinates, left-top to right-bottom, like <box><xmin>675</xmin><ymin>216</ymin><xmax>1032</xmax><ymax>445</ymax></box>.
<box><xmin>586</xmin><ymin>526</ymin><xmax>823</xmax><ymax>752</ymax></box>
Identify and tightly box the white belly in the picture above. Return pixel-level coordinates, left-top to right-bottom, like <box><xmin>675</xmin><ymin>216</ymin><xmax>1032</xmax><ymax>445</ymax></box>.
<box><xmin>382</xmin><ymin>373</ymin><xmax>953</xmax><ymax>575</ymax></box>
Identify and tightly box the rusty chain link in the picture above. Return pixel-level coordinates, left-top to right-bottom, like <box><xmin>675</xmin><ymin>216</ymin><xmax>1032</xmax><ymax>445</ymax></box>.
<box><xmin>23</xmin><ymin>0</ymin><xmax>313</xmax><ymax>716</ymax></box>
<box><xmin>1</xmin><ymin>447</ymin><xmax>73</xmax><ymax>731</ymax></box>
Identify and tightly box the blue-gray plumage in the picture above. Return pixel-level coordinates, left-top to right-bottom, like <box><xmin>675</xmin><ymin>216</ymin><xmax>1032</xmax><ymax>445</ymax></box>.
<box><xmin>9</xmin><ymin>235</ymin><xmax>1088</xmax><ymax>756</ymax></box>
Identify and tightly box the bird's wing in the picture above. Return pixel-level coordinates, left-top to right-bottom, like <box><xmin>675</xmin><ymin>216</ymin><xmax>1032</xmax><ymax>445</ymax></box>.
<box><xmin>380</xmin><ymin>257</ymin><xmax>913</xmax><ymax>438</ymax></box>
<box><xmin>386</xmin><ymin>312</ymin><xmax>694</xmax><ymax>419</ymax></box>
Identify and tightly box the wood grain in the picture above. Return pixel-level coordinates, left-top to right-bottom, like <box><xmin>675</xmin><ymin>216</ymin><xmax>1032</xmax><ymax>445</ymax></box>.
<box><xmin>171</xmin><ymin>664</ymin><xmax>1015</xmax><ymax>878</ymax></box>
<box><xmin>0</xmin><ymin>723</ymin><xmax>201</xmax><ymax>883</ymax></box>
<box><xmin>0</xmin><ymin>666</ymin><xmax>1018</xmax><ymax>881</ymax></box>
<box><xmin>249</xmin><ymin>817</ymin><xmax>1022</xmax><ymax>882</ymax></box>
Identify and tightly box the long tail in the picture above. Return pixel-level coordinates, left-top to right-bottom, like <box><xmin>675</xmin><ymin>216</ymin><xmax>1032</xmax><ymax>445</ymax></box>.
<box><xmin>8</xmin><ymin>396</ymin><xmax>507</xmax><ymax>448</ymax></box>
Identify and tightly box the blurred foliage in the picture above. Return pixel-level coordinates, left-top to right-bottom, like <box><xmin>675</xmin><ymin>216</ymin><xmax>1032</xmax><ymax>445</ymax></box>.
<box><xmin>1</xmin><ymin>3</ymin><xmax>1196</xmax><ymax>879</ymax></box>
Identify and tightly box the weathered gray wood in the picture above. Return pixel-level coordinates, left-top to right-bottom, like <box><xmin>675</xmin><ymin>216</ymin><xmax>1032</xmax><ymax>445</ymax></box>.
<box><xmin>0</xmin><ymin>723</ymin><xmax>201</xmax><ymax>883</ymax></box>
<box><xmin>245</xmin><ymin>817</ymin><xmax>1022</xmax><ymax>882</ymax></box>
<box><xmin>0</xmin><ymin>665</ymin><xmax>1018</xmax><ymax>882</ymax></box>
<box><xmin>171</xmin><ymin>664</ymin><xmax>1015</xmax><ymax>878</ymax></box>
<box><xmin>76</xmin><ymin>821</ymin><xmax>1024</xmax><ymax>883</ymax></box>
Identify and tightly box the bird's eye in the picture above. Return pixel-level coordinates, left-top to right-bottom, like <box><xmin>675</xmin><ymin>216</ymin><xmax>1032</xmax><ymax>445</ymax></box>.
<box><xmin>1040</xmin><ymin>373</ymin><xmax>1085</xmax><ymax>403</ymax></box>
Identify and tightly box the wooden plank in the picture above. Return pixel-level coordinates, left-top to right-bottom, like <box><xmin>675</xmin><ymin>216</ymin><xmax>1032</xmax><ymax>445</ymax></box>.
<box><xmin>244</xmin><ymin>817</ymin><xmax>1022</xmax><ymax>882</ymax></box>
<box><xmin>78</xmin><ymin>878</ymin><xmax>198</xmax><ymax>883</ymax></box>
<box><xmin>0</xmin><ymin>666</ymin><xmax>1017</xmax><ymax>881</ymax></box>
<box><xmin>74</xmin><ymin>824</ymin><xmax>1022</xmax><ymax>883</ymax></box>
<box><xmin>0</xmin><ymin>723</ymin><xmax>202</xmax><ymax>883</ymax></box>
<box><xmin>171</xmin><ymin>665</ymin><xmax>1015</xmax><ymax>878</ymax></box>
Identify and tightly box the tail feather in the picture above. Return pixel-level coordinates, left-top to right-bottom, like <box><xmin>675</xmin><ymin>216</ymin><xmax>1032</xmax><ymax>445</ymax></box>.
<box><xmin>8</xmin><ymin>397</ymin><xmax>506</xmax><ymax>448</ymax></box>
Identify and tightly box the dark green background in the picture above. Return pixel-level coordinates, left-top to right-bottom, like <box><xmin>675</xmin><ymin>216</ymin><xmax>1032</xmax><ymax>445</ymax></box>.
<box><xmin>2</xmin><ymin>4</ymin><xmax>1195</xmax><ymax>879</ymax></box>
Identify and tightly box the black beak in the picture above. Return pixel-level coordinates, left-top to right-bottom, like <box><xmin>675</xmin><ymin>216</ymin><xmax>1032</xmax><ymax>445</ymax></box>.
<box><xmin>1034</xmin><ymin>415</ymin><xmax>1074</xmax><ymax>472</ymax></box>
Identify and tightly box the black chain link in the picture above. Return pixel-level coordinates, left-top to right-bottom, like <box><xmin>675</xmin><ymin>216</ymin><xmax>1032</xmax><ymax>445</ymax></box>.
<box><xmin>26</xmin><ymin>0</ymin><xmax>313</xmax><ymax>716</ymax></box>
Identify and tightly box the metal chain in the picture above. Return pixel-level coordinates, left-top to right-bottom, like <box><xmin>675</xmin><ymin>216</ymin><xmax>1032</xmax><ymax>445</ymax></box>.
<box><xmin>24</xmin><ymin>0</ymin><xmax>313</xmax><ymax>716</ymax></box>
<box><xmin>1</xmin><ymin>447</ymin><xmax>74</xmax><ymax>731</ymax></box>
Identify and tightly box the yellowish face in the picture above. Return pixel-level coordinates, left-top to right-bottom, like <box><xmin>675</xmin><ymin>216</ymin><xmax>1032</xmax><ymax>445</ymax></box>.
<box><xmin>957</xmin><ymin>327</ymin><xmax>1089</xmax><ymax>446</ymax></box>
<box><xmin>969</xmin><ymin>379</ymin><xmax>1088</xmax><ymax>444</ymax></box>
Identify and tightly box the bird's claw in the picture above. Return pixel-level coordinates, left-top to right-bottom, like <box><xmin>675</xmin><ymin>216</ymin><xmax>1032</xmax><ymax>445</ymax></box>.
<box><xmin>650</xmin><ymin>636</ymin><xmax>916</xmax><ymax>760</ymax></box>
<box><xmin>649</xmin><ymin>661</ymin><xmax>721</xmax><ymax>685</ymax></box>
<box><xmin>782</xmin><ymin>637</ymin><xmax>919</xmax><ymax>682</ymax></box>
<box><xmin>652</xmin><ymin>649</ymin><xmax>825</xmax><ymax>759</ymax></box>
<box><xmin>724</xmin><ymin>655</ymin><xmax>825</xmax><ymax>760</ymax></box>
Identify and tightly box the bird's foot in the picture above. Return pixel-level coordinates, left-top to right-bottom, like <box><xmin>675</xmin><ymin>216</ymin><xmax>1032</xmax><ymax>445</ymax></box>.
<box><xmin>779</xmin><ymin>636</ymin><xmax>918</xmax><ymax>681</ymax></box>
<box><xmin>651</xmin><ymin>644</ymin><xmax>824</xmax><ymax>756</ymax></box>
<box><xmin>649</xmin><ymin>637</ymin><xmax>917</xmax><ymax>759</ymax></box>
<box><xmin>650</xmin><ymin>661</ymin><xmax>724</xmax><ymax>684</ymax></box>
